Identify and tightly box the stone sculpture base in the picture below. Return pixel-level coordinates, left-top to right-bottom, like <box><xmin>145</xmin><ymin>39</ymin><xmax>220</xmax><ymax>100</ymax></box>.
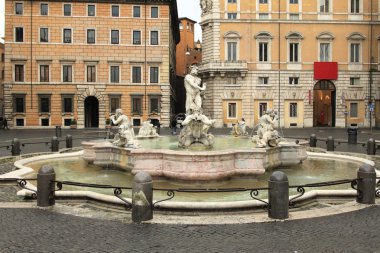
<box><xmin>82</xmin><ymin>140</ymin><xmax>307</xmax><ymax>181</ymax></box>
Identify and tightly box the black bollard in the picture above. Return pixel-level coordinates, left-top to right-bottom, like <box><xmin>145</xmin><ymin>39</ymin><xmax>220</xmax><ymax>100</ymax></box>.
<box><xmin>367</xmin><ymin>138</ymin><xmax>376</xmax><ymax>155</ymax></box>
<box><xmin>268</xmin><ymin>171</ymin><xmax>289</xmax><ymax>220</ymax></box>
<box><xmin>51</xmin><ymin>136</ymin><xmax>59</xmax><ymax>152</ymax></box>
<box><xmin>309</xmin><ymin>134</ymin><xmax>317</xmax><ymax>147</ymax></box>
<box><xmin>356</xmin><ymin>164</ymin><xmax>376</xmax><ymax>204</ymax></box>
<box><xmin>132</xmin><ymin>172</ymin><xmax>153</xmax><ymax>223</ymax></box>
<box><xmin>55</xmin><ymin>125</ymin><xmax>62</xmax><ymax>137</ymax></box>
<box><xmin>11</xmin><ymin>138</ymin><xmax>21</xmax><ymax>156</ymax></box>
<box><xmin>347</xmin><ymin>126</ymin><xmax>358</xmax><ymax>144</ymax></box>
<box><xmin>37</xmin><ymin>165</ymin><xmax>56</xmax><ymax>207</ymax></box>
<box><xmin>326</xmin><ymin>136</ymin><xmax>334</xmax><ymax>151</ymax></box>
<box><xmin>66</xmin><ymin>135</ymin><xmax>73</xmax><ymax>149</ymax></box>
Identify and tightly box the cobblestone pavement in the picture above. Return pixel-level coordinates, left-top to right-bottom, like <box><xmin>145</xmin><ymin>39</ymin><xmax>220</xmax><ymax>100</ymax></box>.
<box><xmin>0</xmin><ymin>206</ymin><xmax>378</xmax><ymax>252</ymax></box>
<box><xmin>0</xmin><ymin>128</ymin><xmax>379</xmax><ymax>252</ymax></box>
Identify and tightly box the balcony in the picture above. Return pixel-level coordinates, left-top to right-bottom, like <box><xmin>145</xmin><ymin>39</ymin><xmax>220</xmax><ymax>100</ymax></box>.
<box><xmin>199</xmin><ymin>60</ymin><xmax>248</xmax><ymax>78</ymax></box>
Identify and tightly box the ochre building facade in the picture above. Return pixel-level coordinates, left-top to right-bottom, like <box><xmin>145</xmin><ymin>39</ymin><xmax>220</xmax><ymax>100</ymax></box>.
<box><xmin>4</xmin><ymin>0</ymin><xmax>179</xmax><ymax>128</ymax></box>
<box><xmin>200</xmin><ymin>0</ymin><xmax>380</xmax><ymax>128</ymax></box>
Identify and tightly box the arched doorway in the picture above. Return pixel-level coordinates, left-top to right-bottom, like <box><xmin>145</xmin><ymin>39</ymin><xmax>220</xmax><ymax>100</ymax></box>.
<box><xmin>84</xmin><ymin>96</ymin><xmax>99</xmax><ymax>128</ymax></box>
<box><xmin>313</xmin><ymin>80</ymin><xmax>336</xmax><ymax>127</ymax></box>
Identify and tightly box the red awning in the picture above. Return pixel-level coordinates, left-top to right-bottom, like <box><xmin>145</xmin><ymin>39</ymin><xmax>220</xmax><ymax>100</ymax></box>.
<box><xmin>314</xmin><ymin>62</ymin><xmax>338</xmax><ymax>80</ymax></box>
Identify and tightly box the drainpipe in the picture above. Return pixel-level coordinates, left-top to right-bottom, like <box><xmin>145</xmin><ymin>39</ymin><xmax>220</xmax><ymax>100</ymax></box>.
<box><xmin>277</xmin><ymin>0</ymin><xmax>281</xmax><ymax>127</ymax></box>
<box><xmin>144</xmin><ymin>0</ymin><xmax>147</xmax><ymax>119</ymax></box>
<box><xmin>30</xmin><ymin>0</ymin><xmax>33</xmax><ymax>109</ymax></box>
<box><xmin>369</xmin><ymin>0</ymin><xmax>373</xmax><ymax>131</ymax></box>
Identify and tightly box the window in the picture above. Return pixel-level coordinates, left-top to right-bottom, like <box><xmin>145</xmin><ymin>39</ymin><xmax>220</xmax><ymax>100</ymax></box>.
<box><xmin>132</xmin><ymin>66</ymin><xmax>141</xmax><ymax>83</ymax></box>
<box><xmin>109</xmin><ymin>95</ymin><xmax>121</xmax><ymax>114</ymax></box>
<box><xmin>228</xmin><ymin>0</ymin><xmax>237</xmax><ymax>3</ymax></box>
<box><xmin>63</xmin><ymin>29</ymin><xmax>72</xmax><ymax>43</ymax></box>
<box><xmin>40</xmin><ymin>65</ymin><xmax>49</xmax><ymax>82</ymax></box>
<box><xmin>39</xmin><ymin>95</ymin><xmax>51</xmax><ymax>113</ymax></box>
<box><xmin>350</xmin><ymin>103</ymin><xmax>358</xmax><ymax>118</ymax></box>
<box><xmin>62</xmin><ymin>65</ymin><xmax>72</xmax><ymax>82</ymax></box>
<box><xmin>15</xmin><ymin>3</ymin><xmax>23</xmax><ymax>15</ymax></box>
<box><xmin>289</xmin><ymin>14</ymin><xmax>299</xmax><ymax>20</ymax></box>
<box><xmin>150</xmin><ymin>67</ymin><xmax>159</xmax><ymax>83</ymax></box>
<box><xmin>150</xmin><ymin>31</ymin><xmax>158</xmax><ymax>45</ymax></box>
<box><xmin>289</xmin><ymin>43</ymin><xmax>299</xmax><ymax>62</ymax></box>
<box><xmin>179</xmin><ymin>23</ymin><xmax>183</xmax><ymax>30</ymax></box>
<box><xmin>133</xmin><ymin>30</ymin><xmax>141</xmax><ymax>45</ymax></box>
<box><xmin>40</xmin><ymin>28</ymin><xmax>49</xmax><ymax>43</ymax></box>
<box><xmin>259</xmin><ymin>13</ymin><xmax>269</xmax><ymax>19</ymax></box>
<box><xmin>187</xmin><ymin>22</ymin><xmax>190</xmax><ymax>30</ymax></box>
<box><xmin>111</xmin><ymin>30</ymin><xmax>119</xmax><ymax>44</ymax></box>
<box><xmin>1</xmin><ymin>54</ymin><xmax>4</xmax><ymax>63</ymax></box>
<box><xmin>111</xmin><ymin>5</ymin><xmax>119</xmax><ymax>17</ymax></box>
<box><xmin>227</xmin><ymin>13</ymin><xmax>237</xmax><ymax>19</ymax></box>
<box><xmin>350</xmin><ymin>43</ymin><xmax>360</xmax><ymax>63</ymax></box>
<box><xmin>88</xmin><ymin>5</ymin><xmax>95</xmax><ymax>16</ymax></box>
<box><xmin>258</xmin><ymin>77</ymin><xmax>269</xmax><ymax>85</ymax></box>
<box><xmin>149</xmin><ymin>96</ymin><xmax>160</xmax><ymax>113</ymax></box>
<box><xmin>133</xmin><ymin>6</ymin><xmax>141</xmax><ymax>17</ymax></box>
<box><xmin>227</xmin><ymin>42</ymin><xmax>237</xmax><ymax>61</ymax></box>
<box><xmin>15</xmin><ymin>27</ymin><xmax>24</xmax><ymax>42</ymax></box>
<box><xmin>351</xmin><ymin>0</ymin><xmax>360</xmax><ymax>13</ymax></box>
<box><xmin>13</xmin><ymin>94</ymin><xmax>25</xmax><ymax>113</ymax></box>
<box><xmin>259</xmin><ymin>0</ymin><xmax>268</xmax><ymax>3</ymax></box>
<box><xmin>290</xmin><ymin>0</ymin><xmax>298</xmax><ymax>3</ymax></box>
<box><xmin>228</xmin><ymin>102</ymin><xmax>237</xmax><ymax>118</ymax></box>
<box><xmin>320</xmin><ymin>0</ymin><xmax>329</xmax><ymax>12</ymax></box>
<box><xmin>110</xmin><ymin>66</ymin><xmax>120</xmax><ymax>83</ymax></box>
<box><xmin>151</xmin><ymin>7</ymin><xmax>158</xmax><ymax>18</ymax></box>
<box><xmin>320</xmin><ymin>43</ymin><xmax>330</xmax><ymax>62</ymax></box>
<box><xmin>87</xmin><ymin>29</ymin><xmax>95</xmax><ymax>44</ymax></box>
<box><xmin>87</xmin><ymin>66</ymin><xmax>96</xmax><ymax>82</ymax></box>
<box><xmin>132</xmin><ymin>96</ymin><xmax>142</xmax><ymax>114</ymax></box>
<box><xmin>290</xmin><ymin>103</ymin><xmax>297</xmax><ymax>117</ymax></box>
<box><xmin>63</xmin><ymin>4</ymin><xmax>71</xmax><ymax>16</ymax></box>
<box><xmin>259</xmin><ymin>103</ymin><xmax>267</xmax><ymax>117</ymax></box>
<box><xmin>259</xmin><ymin>42</ymin><xmax>268</xmax><ymax>62</ymax></box>
<box><xmin>289</xmin><ymin>77</ymin><xmax>299</xmax><ymax>85</ymax></box>
<box><xmin>15</xmin><ymin>65</ymin><xmax>24</xmax><ymax>82</ymax></box>
<box><xmin>40</xmin><ymin>3</ymin><xmax>48</xmax><ymax>15</ymax></box>
<box><xmin>350</xmin><ymin>77</ymin><xmax>360</xmax><ymax>85</ymax></box>
<box><xmin>62</xmin><ymin>96</ymin><xmax>73</xmax><ymax>113</ymax></box>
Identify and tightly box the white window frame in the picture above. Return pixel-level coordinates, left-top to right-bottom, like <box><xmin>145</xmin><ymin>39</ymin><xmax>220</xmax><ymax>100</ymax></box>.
<box><xmin>86</xmin><ymin>28</ymin><xmax>96</xmax><ymax>44</ymax></box>
<box><xmin>258</xmin><ymin>76</ymin><xmax>269</xmax><ymax>85</ymax></box>
<box><xmin>85</xmin><ymin>64</ymin><xmax>97</xmax><ymax>83</ymax></box>
<box><xmin>109</xmin><ymin>65</ymin><xmax>121</xmax><ymax>83</ymax></box>
<box><xmin>150</xmin><ymin>30</ymin><xmax>159</xmax><ymax>45</ymax></box>
<box><xmin>63</xmin><ymin>3</ymin><xmax>72</xmax><ymax>16</ymax></box>
<box><xmin>13</xmin><ymin>63</ymin><xmax>25</xmax><ymax>83</ymax></box>
<box><xmin>150</xmin><ymin>6</ymin><xmax>159</xmax><ymax>18</ymax></box>
<box><xmin>349</xmin><ymin>42</ymin><xmax>361</xmax><ymax>63</ymax></box>
<box><xmin>255</xmin><ymin>32</ymin><xmax>273</xmax><ymax>69</ymax></box>
<box><xmin>227</xmin><ymin>13</ymin><xmax>238</xmax><ymax>19</ymax></box>
<box><xmin>39</xmin><ymin>64</ymin><xmax>51</xmax><ymax>83</ymax></box>
<box><xmin>318</xmin><ymin>0</ymin><xmax>332</xmax><ymax>20</ymax></box>
<box><xmin>132</xmin><ymin>30</ymin><xmax>142</xmax><ymax>45</ymax></box>
<box><xmin>133</xmin><ymin>5</ymin><xmax>141</xmax><ymax>18</ymax></box>
<box><xmin>224</xmin><ymin>31</ymin><xmax>241</xmax><ymax>62</ymax></box>
<box><xmin>14</xmin><ymin>26</ymin><xmax>24</xmax><ymax>43</ymax></box>
<box><xmin>289</xmin><ymin>103</ymin><xmax>298</xmax><ymax>117</ymax></box>
<box><xmin>256</xmin><ymin>0</ymin><xmax>272</xmax><ymax>19</ymax></box>
<box><xmin>87</xmin><ymin>4</ymin><xmax>96</xmax><ymax>16</ymax></box>
<box><xmin>349</xmin><ymin>77</ymin><xmax>360</xmax><ymax>86</ymax></box>
<box><xmin>15</xmin><ymin>2</ymin><xmax>24</xmax><ymax>15</ymax></box>
<box><xmin>131</xmin><ymin>65</ymin><xmax>143</xmax><ymax>83</ymax></box>
<box><xmin>110</xmin><ymin>29</ymin><xmax>120</xmax><ymax>45</ymax></box>
<box><xmin>40</xmin><ymin>3</ymin><xmax>49</xmax><ymax>16</ymax></box>
<box><xmin>227</xmin><ymin>102</ymin><xmax>237</xmax><ymax>119</ymax></box>
<box><xmin>111</xmin><ymin>5</ymin><xmax>120</xmax><ymax>17</ymax></box>
<box><xmin>62</xmin><ymin>28</ymin><xmax>73</xmax><ymax>43</ymax></box>
<box><xmin>149</xmin><ymin>66</ymin><xmax>160</xmax><ymax>84</ymax></box>
<box><xmin>61</xmin><ymin>64</ymin><xmax>73</xmax><ymax>83</ymax></box>
<box><xmin>39</xmin><ymin>27</ymin><xmax>49</xmax><ymax>43</ymax></box>
<box><xmin>349</xmin><ymin>102</ymin><xmax>359</xmax><ymax>118</ymax></box>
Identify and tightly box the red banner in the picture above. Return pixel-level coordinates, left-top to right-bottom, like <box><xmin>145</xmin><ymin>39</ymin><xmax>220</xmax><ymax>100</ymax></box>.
<box><xmin>314</xmin><ymin>62</ymin><xmax>338</xmax><ymax>80</ymax></box>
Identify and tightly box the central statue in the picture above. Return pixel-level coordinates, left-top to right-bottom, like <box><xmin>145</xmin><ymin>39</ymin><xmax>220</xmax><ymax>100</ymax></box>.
<box><xmin>179</xmin><ymin>66</ymin><xmax>215</xmax><ymax>148</ymax></box>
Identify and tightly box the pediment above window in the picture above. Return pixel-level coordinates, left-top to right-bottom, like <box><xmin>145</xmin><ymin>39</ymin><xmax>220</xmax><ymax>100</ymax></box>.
<box><xmin>223</xmin><ymin>31</ymin><xmax>241</xmax><ymax>39</ymax></box>
<box><xmin>347</xmin><ymin>32</ymin><xmax>366</xmax><ymax>41</ymax></box>
<box><xmin>254</xmin><ymin>32</ymin><xmax>273</xmax><ymax>40</ymax></box>
<box><xmin>316</xmin><ymin>32</ymin><xmax>335</xmax><ymax>40</ymax></box>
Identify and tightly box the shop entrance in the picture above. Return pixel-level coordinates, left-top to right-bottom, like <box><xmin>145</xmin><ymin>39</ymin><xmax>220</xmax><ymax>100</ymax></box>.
<box><xmin>313</xmin><ymin>80</ymin><xmax>336</xmax><ymax>127</ymax></box>
<box><xmin>84</xmin><ymin>96</ymin><xmax>99</xmax><ymax>128</ymax></box>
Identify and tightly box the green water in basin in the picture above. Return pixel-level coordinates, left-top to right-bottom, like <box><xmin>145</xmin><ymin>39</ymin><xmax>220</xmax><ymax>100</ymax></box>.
<box><xmin>26</xmin><ymin>156</ymin><xmax>361</xmax><ymax>202</ymax></box>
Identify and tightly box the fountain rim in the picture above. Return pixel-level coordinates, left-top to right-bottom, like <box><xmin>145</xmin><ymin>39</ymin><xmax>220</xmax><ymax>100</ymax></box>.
<box><xmin>6</xmin><ymin>150</ymin><xmax>379</xmax><ymax>210</ymax></box>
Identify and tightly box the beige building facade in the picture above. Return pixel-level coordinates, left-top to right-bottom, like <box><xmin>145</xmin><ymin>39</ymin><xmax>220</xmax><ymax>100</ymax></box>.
<box><xmin>200</xmin><ymin>0</ymin><xmax>380</xmax><ymax>128</ymax></box>
<box><xmin>4</xmin><ymin>0</ymin><xmax>179</xmax><ymax>128</ymax></box>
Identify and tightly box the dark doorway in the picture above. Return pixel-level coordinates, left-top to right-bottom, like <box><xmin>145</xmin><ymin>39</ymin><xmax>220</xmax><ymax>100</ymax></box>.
<box><xmin>84</xmin><ymin>96</ymin><xmax>99</xmax><ymax>128</ymax></box>
<box><xmin>313</xmin><ymin>80</ymin><xmax>336</xmax><ymax>127</ymax></box>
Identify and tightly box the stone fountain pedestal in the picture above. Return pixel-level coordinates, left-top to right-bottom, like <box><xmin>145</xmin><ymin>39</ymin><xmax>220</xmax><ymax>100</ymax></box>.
<box><xmin>82</xmin><ymin>140</ymin><xmax>307</xmax><ymax>181</ymax></box>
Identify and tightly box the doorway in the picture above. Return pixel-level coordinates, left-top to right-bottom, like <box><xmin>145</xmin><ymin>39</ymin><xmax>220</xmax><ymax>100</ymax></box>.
<box><xmin>313</xmin><ymin>80</ymin><xmax>336</xmax><ymax>127</ymax></box>
<box><xmin>84</xmin><ymin>96</ymin><xmax>99</xmax><ymax>128</ymax></box>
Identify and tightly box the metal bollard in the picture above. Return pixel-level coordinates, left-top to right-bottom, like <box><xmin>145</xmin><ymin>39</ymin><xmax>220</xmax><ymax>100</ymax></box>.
<box><xmin>11</xmin><ymin>138</ymin><xmax>21</xmax><ymax>156</ymax></box>
<box><xmin>37</xmin><ymin>165</ymin><xmax>56</xmax><ymax>207</ymax></box>
<box><xmin>268</xmin><ymin>171</ymin><xmax>289</xmax><ymax>220</ymax></box>
<box><xmin>326</xmin><ymin>136</ymin><xmax>334</xmax><ymax>151</ymax></box>
<box><xmin>356</xmin><ymin>164</ymin><xmax>376</xmax><ymax>204</ymax></box>
<box><xmin>367</xmin><ymin>138</ymin><xmax>376</xmax><ymax>155</ymax></box>
<box><xmin>66</xmin><ymin>135</ymin><xmax>73</xmax><ymax>149</ymax></box>
<box><xmin>309</xmin><ymin>134</ymin><xmax>317</xmax><ymax>147</ymax></box>
<box><xmin>132</xmin><ymin>172</ymin><xmax>153</xmax><ymax>223</ymax></box>
<box><xmin>55</xmin><ymin>125</ymin><xmax>62</xmax><ymax>137</ymax></box>
<box><xmin>51</xmin><ymin>136</ymin><xmax>59</xmax><ymax>152</ymax></box>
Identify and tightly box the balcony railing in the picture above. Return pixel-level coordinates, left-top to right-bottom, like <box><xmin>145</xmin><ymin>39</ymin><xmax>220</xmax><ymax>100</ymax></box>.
<box><xmin>200</xmin><ymin>60</ymin><xmax>248</xmax><ymax>77</ymax></box>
